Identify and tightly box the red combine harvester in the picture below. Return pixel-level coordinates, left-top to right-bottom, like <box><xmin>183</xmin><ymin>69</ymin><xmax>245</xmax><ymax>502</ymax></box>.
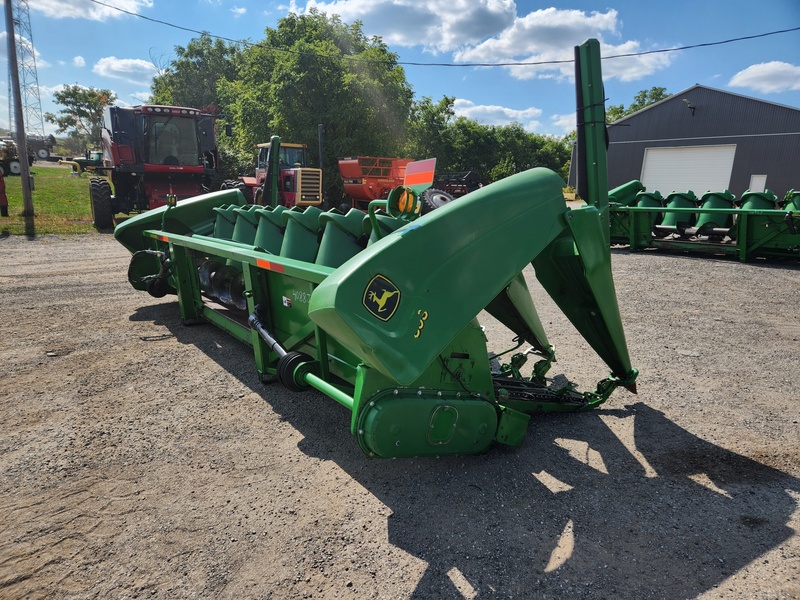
<box><xmin>89</xmin><ymin>104</ymin><xmax>219</xmax><ymax>229</ymax></box>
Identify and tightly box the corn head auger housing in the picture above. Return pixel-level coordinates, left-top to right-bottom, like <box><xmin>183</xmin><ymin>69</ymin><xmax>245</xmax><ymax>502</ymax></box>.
<box><xmin>114</xmin><ymin>40</ymin><xmax>637</xmax><ymax>458</ymax></box>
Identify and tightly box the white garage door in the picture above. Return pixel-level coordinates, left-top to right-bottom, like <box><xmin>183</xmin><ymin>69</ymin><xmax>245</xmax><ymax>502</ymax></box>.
<box><xmin>640</xmin><ymin>145</ymin><xmax>736</xmax><ymax>194</ymax></box>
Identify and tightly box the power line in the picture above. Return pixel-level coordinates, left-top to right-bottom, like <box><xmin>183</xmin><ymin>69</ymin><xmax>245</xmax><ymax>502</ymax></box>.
<box><xmin>86</xmin><ymin>0</ymin><xmax>799</xmax><ymax>68</ymax></box>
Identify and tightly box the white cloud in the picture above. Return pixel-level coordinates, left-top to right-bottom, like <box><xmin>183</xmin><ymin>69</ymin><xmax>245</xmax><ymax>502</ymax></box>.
<box><xmin>0</xmin><ymin>31</ymin><xmax>50</xmax><ymax>68</ymax></box>
<box><xmin>304</xmin><ymin>0</ymin><xmax>516</xmax><ymax>52</ymax></box>
<box><xmin>550</xmin><ymin>113</ymin><xmax>576</xmax><ymax>134</ymax></box>
<box><xmin>27</xmin><ymin>0</ymin><xmax>154</xmax><ymax>21</ymax></box>
<box><xmin>73</xmin><ymin>56</ymin><xmax>86</xmax><ymax>67</ymax></box>
<box><xmin>453</xmin><ymin>98</ymin><xmax>542</xmax><ymax>131</ymax></box>
<box><xmin>300</xmin><ymin>3</ymin><xmax>670</xmax><ymax>82</ymax></box>
<box><xmin>93</xmin><ymin>57</ymin><xmax>158</xmax><ymax>85</ymax></box>
<box><xmin>455</xmin><ymin>8</ymin><xmax>672</xmax><ymax>82</ymax></box>
<box><xmin>38</xmin><ymin>83</ymin><xmax>67</xmax><ymax>99</ymax></box>
<box><xmin>729</xmin><ymin>62</ymin><xmax>800</xmax><ymax>94</ymax></box>
<box><xmin>131</xmin><ymin>91</ymin><xmax>151</xmax><ymax>102</ymax></box>
<box><xmin>231</xmin><ymin>6</ymin><xmax>247</xmax><ymax>17</ymax></box>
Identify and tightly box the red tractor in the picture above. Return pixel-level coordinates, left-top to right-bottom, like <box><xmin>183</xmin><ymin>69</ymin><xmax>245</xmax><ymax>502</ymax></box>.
<box><xmin>221</xmin><ymin>136</ymin><xmax>323</xmax><ymax>208</ymax></box>
<box><xmin>89</xmin><ymin>104</ymin><xmax>219</xmax><ymax>229</ymax></box>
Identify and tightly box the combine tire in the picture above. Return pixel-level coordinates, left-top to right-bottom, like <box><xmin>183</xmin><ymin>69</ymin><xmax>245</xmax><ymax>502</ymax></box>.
<box><xmin>421</xmin><ymin>188</ymin><xmax>455</xmax><ymax>214</ymax></box>
<box><xmin>90</xmin><ymin>178</ymin><xmax>114</xmax><ymax>230</ymax></box>
<box><xmin>221</xmin><ymin>179</ymin><xmax>254</xmax><ymax>203</ymax></box>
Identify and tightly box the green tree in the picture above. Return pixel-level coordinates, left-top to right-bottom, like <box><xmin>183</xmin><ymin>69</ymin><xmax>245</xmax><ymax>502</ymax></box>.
<box><xmin>44</xmin><ymin>85</ymin><xmax>116</xmax><ymax>150</ymax></box>
<box><xmin>219</xmin><ymin>10</ymin><xmax>413</xmax><ymax>201</ymax></box>
<box><xmin>404</xmin><ymin>96</ymin><xmax>455</xmax><ymax>165</ymax></box>
<box><xmin>607</xmin><ymin>86</ymin><xmax>670</xmax><ymax>122</ymax></box>
<box><xmin>149</xmin><ymin>33</ymin><xmax>241</xmax><ymax>112</ymax></box>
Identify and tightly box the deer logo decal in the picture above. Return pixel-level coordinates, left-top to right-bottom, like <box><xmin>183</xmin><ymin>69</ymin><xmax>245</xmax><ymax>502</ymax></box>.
<box><xmin>363</xmin><ymin>274</ymin><xmax>400</xmax><ymax>321</ymax></box>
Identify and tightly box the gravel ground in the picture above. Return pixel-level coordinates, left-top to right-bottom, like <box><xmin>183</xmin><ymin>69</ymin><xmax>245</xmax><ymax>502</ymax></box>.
<box><xmin>0</xmin><ymin>233</ymin><xmax>798</xmax><ymax>599</ymax></box>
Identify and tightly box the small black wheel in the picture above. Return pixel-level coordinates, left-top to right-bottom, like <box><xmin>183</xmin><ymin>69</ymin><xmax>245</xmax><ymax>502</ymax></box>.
<box><xmin>277</xmin><ymin>351</ymin><xmax>313</xmax><ymax>392</ymax></box>
<box><xmin>0</xmin><ymin>162</ymin><xmax>8</xmax><ymax>177</ymax></box>
<box><xmin>421</xmin><ymin>188</ymin><xmax>455</xmax><ymax>214</ymax></box>
<box><xmin>36</xmin><ymin>147</ymin><xmax>50</xmax><ymax>160</ymax></box>
<box><xmin>90</xmin><ymin>177</ymin><xmax>114</xmax><ymax>230</ymax></box>
<box><xmin>8</xmin><ymin>160</ymin><xmax>21</xmax><ymax>175</ymax></box>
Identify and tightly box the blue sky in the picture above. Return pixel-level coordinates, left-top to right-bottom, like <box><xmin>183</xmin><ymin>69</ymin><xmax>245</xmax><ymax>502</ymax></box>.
<box><xmin>2</xmin><ymin>0</ymin><xmax>800</xmax><ymax>137</ymax></box>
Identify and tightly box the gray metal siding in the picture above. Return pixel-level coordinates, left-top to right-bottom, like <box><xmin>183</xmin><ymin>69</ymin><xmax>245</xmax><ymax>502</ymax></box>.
<box><xmin>604</xmin><ymin>86</ymin><xmax>800</xmax><ymax>198</ymax></box>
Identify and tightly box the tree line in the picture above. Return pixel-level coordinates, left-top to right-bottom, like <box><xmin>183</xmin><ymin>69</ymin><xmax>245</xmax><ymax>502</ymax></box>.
<box><xmin>45</xmin><ymin>10</ymin><xmax>669</xmax><ymax>202</ymax></box>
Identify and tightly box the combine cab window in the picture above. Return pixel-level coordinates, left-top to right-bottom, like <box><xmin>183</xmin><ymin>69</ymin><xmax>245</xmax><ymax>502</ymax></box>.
<box><xmin>143</xmin><ymin>115</ymin><xmax>200</xmax><ymax>166</ymax></box>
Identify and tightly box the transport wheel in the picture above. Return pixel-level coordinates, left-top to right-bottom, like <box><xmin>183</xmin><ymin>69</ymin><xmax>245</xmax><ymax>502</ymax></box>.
<box><xmin>421</xmin><ymin>188</ymin><xmax>455</xmax><ymax>214</ymax></box>
<box><xmin>90</xmin><ymin>177</ymin><xmax>114</xmax><ymax>230</ymax></box>
<box><xmin>277</xmin><ymin>351</ymin><xmax>313</xmax><ymax>392</ymax></box>
<box><xmin>8</xmin><ymin>160</ymin><xmax>21</xmax><ymax>175</ymax></box>
<box><xmin>0</xmin><ymin>163</ymin><xmax>7</xmax><ymax>177</ymax></box>
<box><xmin>36</xmin><ymin>147</ymin><xmax>50</xmax><ymax>160</ymax></box>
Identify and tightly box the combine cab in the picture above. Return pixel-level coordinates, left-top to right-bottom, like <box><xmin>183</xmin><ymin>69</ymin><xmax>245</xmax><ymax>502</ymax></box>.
<box><xmin>88</xmin><ymin>104</ymin><xmax>219</xmax><ymax>229</ymax></box>
<box><xmin>113</xmin><ymin>40</ymin><xmax>637</xmax><ymax>458</ymax></box>
<box><xmin>222</xmin><ymin>137</ymin><xmax>322</xmax><ymax>208</ymax></box>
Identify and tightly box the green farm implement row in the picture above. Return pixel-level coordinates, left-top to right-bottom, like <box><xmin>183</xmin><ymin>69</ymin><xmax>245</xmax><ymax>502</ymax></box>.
<box><xmin>114</xmin><ymin>40</ymin><xmax>638</xmax><ymax>458</ymax></box>
<box><xmin>607</xmin><ymin>180</ymin><xmax>800</xmax><ymax>261</ymax></box>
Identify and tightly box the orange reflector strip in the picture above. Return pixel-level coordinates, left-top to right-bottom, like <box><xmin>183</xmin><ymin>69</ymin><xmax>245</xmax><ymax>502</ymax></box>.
<box><xmin>404</xmin><ymin>171</ymin><xmax>435</xmax><ymax>186</ymax></box>
<box><xmin>256</xmin><ymin>258</ymin><xmax>285</xmax><ymax>273</ymax></box>
<box><xmin>156</xmin><ymin>235</ymin><xmax>169</xmax><ymax>242</ymax></box>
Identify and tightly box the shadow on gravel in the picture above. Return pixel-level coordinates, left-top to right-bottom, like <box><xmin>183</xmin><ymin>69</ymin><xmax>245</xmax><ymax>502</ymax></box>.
<box><xmin>610</xmin><ymin>246</ymin><xmax>800</xmax><ymax>270</ymax></box>
<box><xmin>132</xmin><ymin>301</ymin><xmax>799</xmax><ymax>599</ymax></box>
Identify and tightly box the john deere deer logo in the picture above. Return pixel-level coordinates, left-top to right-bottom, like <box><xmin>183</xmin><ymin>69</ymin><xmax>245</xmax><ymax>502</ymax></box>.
<box><xmin>363</xmin><ymin>275</ymin><xmax>400</xmax><ymax>321</ymax></box>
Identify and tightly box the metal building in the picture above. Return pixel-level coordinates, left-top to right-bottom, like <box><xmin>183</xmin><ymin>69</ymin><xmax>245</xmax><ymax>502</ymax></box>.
<box><xmin>598</xmin><ymin>85</ymin><xmax>800</xmax><ymax>198</ymax></box>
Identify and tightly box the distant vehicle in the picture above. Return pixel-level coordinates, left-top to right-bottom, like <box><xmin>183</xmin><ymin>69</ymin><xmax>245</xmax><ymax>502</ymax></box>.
<box><xmin>0</xmin><ymin>138</ymin><xmax>33</xmax><ymax>176</ymax></box>
<box><xmin>88</xmin><ymin>104</ymin><xmax>219</xmax><ymax>229</ymax></box>
<box><xmin>73</xmin><ymin>150</ymin><xmax>104</xmax><ymax>173</ymax></box>
<box><xmin>338</xmin><ymin>155</ymin><xmax>463</xmax><ymax>212</ymax></box>
<box><xmin>221</xmin><ymin>138</ymin><xmax>322</xmax><ymax>207</ymax></box>
<box><xmin>27</xmin><ymin>134</ymin><xmax>56</xmax><ymax>160</ymax></box>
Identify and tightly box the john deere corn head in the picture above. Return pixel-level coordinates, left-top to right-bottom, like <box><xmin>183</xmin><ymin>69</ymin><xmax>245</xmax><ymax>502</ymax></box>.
<box><xmin>114</xmin><ymin>40</ymin><xmax>637</xmax><ymax>458</ymax></box>
<box><xmin>608</xmin><ymin>181</ymin><xmax>800</xmax><ymax>261</ymax></box>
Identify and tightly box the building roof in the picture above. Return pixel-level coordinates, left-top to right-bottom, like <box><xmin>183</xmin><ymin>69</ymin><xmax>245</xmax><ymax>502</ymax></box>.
<box><xmin>610</xmin><ymin>84</ymin><xmax>800</xmax><ymax>125</ymax></box>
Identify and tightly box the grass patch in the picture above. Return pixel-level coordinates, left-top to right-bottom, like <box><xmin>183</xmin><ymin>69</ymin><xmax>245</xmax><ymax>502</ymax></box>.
<box><xmin>0</xmin><ymin>165</ymin><xmax>97</xmax><ymax>236</ymax></box>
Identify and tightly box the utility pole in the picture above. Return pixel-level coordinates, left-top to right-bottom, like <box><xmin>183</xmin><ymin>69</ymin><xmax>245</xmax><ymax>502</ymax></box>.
<box><xmin>4</xmin><ymin>0</ymin><xmax>34</xmax><ymax>216</ymax></box>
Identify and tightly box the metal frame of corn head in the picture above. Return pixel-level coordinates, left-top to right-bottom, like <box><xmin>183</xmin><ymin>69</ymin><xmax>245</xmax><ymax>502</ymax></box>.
<box><xmin>114</xmin><ymin>39</ymin><xmax>638</xmax><ymax>458</ymax></box>
<box><xmin>608</xmin><ymin>181</ymin><xmax>800</xmax><ymax>261</ymax></box>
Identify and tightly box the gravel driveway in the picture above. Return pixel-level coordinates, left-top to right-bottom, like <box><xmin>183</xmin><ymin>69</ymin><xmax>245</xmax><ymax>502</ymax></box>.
<box><xmin>1</xmin><ymin>233</ymin><xmax>798</xmax><ymax>599</ymax></box>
